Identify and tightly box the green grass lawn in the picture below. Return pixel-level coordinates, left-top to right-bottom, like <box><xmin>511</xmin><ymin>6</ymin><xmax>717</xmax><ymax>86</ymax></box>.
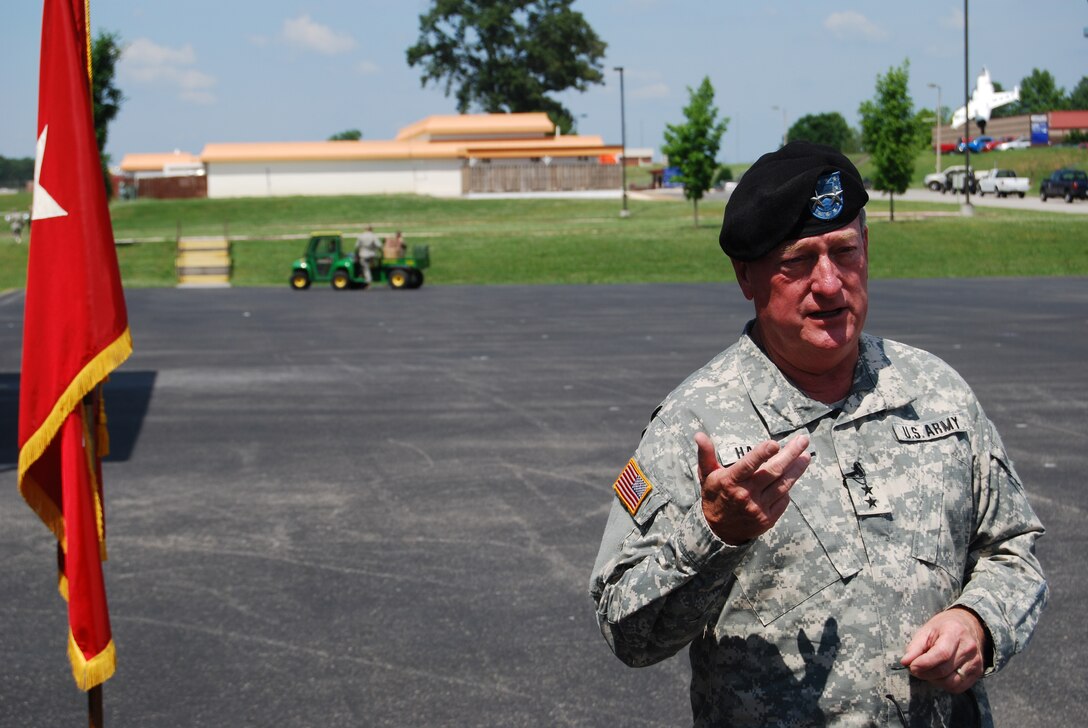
<box><xmin>2</xmin><ymin>144</ymin><xmax>1086</xmax><ymax>289</ymax></box>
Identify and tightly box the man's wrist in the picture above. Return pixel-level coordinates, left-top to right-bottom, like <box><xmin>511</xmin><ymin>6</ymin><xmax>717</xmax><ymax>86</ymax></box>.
<box><xmin>949</xmin><ymin>606</ymin><xmax>993</xmax><ymax>666</ymax></box>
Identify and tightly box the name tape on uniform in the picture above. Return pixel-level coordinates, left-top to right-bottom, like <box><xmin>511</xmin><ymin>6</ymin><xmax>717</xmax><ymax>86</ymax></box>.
<box><xmin>892</xmin><ymin>414</ymin><xmax>968</xmax><ymax>442</ymax></box>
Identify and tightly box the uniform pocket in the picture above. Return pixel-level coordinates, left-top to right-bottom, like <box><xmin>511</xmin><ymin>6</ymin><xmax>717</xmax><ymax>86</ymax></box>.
<box><xmin>890</xmin><ymin>417</ymin><xmax>973</xmax><ymax>587</ymax></box>
<box><xmin>732</xmin><ymin>503</ymin><xmax>847</xmax><ymax>626</ymax></box>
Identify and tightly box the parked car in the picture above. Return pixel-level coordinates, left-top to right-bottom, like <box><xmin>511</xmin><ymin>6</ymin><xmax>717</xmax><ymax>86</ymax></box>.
<box><xmin>977</xmin><ymin>169</ymin><xmax>1030</xmax><ymax>198</ymax></box>
<box><xmin>983</xmin><ymin>136</ymin><xmax>1013</xmax><ymax>152</ymax></box>
<box><xmin>924</xmin><ymin>166</ymin><xmax>958</xmax><ymax>191</ymax></box>
<box><xmin>995</xmin><ymin>136</ymin><xmax>1031</xmax><ymax>151</ymax></box>
<box><xmin>924</xmin><ymin>165</ymin><xmax>980</xmax><ymax>193</ymax></box>
<box><xmin>1039</xmin><ymin>169</ymin><xmax>1088</xmax><ymax>203</ymax></box>
<box><xmin>961</xmin><ymin>136</ymin><xmax>994</xmax><ymax>153</ymax></box>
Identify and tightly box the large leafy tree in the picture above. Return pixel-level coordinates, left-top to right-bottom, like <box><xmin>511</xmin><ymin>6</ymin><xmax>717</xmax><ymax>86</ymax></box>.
<box><xmin>858</xmin><ymin>60</ymin><xmax>926</xmax><ymax>221</ymax></box>
<box><xmin>91</xmin><ymin>31</ymin><xmax>124</xmax><ymax>196</ymax></box>
<box><xmin>786</xmin><ymin>112</ymin><xmax>853</xmax><ymax>152</ymax></box>
<box><xmin>1016</xmin><ymin>68</ymin><xmax>1066</xmax><ymax>114</ymax></box>
<box><xmin>661</xmin><ymin>76</ymin><xmax>729</xmax><ymax>227</ymax></box>
<box><xmin>406</xmin><ymin>0</ymin><xmax>606</xmax><ymax>134</ymax></box>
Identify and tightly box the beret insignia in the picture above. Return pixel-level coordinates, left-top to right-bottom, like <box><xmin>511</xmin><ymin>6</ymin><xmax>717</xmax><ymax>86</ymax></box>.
<box><xmin>811</xmin><ymin>171</ymin><xmax>844</xmax><ymax>221</ymax></box>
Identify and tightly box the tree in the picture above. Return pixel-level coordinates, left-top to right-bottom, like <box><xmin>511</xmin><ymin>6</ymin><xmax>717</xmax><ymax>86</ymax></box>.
<box><xmin>91</xmin><ymin>31</ymin><xmax>124</xmax><ymax>197</ymax></box>
<box><xmin>329</xmin><ymin>129</ymin><xmax>363</xmax><ymax>141</ymax></box>
<box><xmin>1067</xmin><ymin>76</ymin><xmax>1088</xmax><ymax>110</ymax></box>
<box><xmin>406</xmin><ymin>0</ymin><xmax>606</xmax><ymax>134</ymax></box>
<box><xmin>858</xmin><ymin>60</ymin><xmax>926</xmax><ymax>221</ymax></box>
<box><xmin>661</xmin><ymin>77</ymin><xmax>729</xmax><ymax>227</ymax></box>
<box><xmin>0</xmin><ymin>156</ymin><xmax>35</xmax><ymax>188</ymax></box>
<box><xmin>786</xmin><ymin>112</ymin><xmax>853</xmax><ymax>152</ymax></box>
<box><xmin>1016</xmin><ymin>68</ymin><xmax>1066</xmax><ymax>114</ymax></box>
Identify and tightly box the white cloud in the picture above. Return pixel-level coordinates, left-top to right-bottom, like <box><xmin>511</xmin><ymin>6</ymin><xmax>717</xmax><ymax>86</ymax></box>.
<box><xmin>823</xmin><ymin>11</ymin><xmax>888</xmax><ymax>42</ymax></box>
<box><xmin>355</xmin><ymin>60</ymin><xmax>380</xmax><ymax>76</ymax></box>
<box><xmin>631</xmin><ymin>82</ymin><xmax>669</xmax><ymax>100</ymax></box>
<box><xmin>620</xmin><ymin>69</ymin><xmax>669</xmax><ymax>100</ymax></box>
<box><xmin>123</xmin><ymin>38</ymin><xmax>197</xmax><ymax>69</ymax></box>
<box><xmin>282</xmin><ymin>14</ymin><xmax>357</xmax><ymax>55</ymax></box>
<box><xmin>120</xmin><ymin>38</ymin><xmax>216</xmax><ymax>105</ymax></box>
<box><xmin>939</xmin><ymin>9</ymin><xmax>964</xmax><ymax>30</ymax></box>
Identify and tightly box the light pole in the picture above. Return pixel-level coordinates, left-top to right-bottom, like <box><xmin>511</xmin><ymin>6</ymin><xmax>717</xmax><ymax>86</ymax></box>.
<box><xmin>772</xmin><ymin>105</ymin><xmax>788</xmax><ymax>147</ymax></box>
<box><xmin>962</xmin><ymin>0</ymin><xmax>973</xmax><ymax>214</ymax></box>
<box><xmin>927</xmin><ymin>82</ymin><xmax>942</xmax><ymax>175</ymax></box>
<box><xmin>614</xmin><ymin>66</ymin><xmax>629</xmax><ymax>218</ymax></box>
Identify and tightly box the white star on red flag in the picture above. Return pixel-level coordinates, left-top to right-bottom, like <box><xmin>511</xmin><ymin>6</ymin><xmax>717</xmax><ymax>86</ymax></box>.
<box><xmin>32</xmin><ymin>124</ymin><xmax>69</xmax><ymax>222</ymax></box>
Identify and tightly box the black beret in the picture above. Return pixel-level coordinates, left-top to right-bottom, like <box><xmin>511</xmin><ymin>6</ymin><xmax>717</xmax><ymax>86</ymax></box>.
<box><xmin>719</xmin><ymin>141</ymin><xmax>868</xmax><ymax>261</ymax></box>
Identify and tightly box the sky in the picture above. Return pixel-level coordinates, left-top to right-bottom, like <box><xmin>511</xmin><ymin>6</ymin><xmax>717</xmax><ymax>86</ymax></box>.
<box><xmin>1</xmin><ymin>1</ymin><xmax>1086</xmax><ymax>166</ymax></box>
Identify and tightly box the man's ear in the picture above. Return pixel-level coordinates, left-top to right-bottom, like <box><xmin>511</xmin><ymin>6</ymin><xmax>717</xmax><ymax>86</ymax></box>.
<box><xmin>732</xmin><ymin>259</ymin><xmax>756</xmax><ymax>301</ymax></box>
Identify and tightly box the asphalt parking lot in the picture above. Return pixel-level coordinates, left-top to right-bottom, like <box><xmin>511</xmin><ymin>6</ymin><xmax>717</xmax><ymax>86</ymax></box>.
<box><xmin>1</xmin><ymin>279</ymin><xmax>1084</xmax><ymax>726</ymax></box>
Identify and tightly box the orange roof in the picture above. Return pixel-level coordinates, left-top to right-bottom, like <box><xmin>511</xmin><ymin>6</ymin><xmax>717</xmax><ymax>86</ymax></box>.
<box><xmin>200</xmin><ymin>140</ymin><xmax>466</xmax><ymax>163</ymax></box>
<box><xmin>1050</xmin><ymin>110</ymin><xmax>1088</xmax><ymax>129</ymax></box>
<box><xmin>120</xmin><ymin>151</ymin><xmax>200</xmax><ymax>172</ymax></box>
<box><xmin>467</xmin><ymin>147</ymin><xmax>622</xmax><ymax>160</ymax></box>
<box><xmin>199</xmin><ymin>131</ymin><xmax>618</xmax><ymax>164</ymax></box>
<box><xmin>462</xmin><ymin>136</ymin><xmax>620</xmax><ymax>159</ymax></box>
<box><xmin>395</xmin><ymin>112</ymin><xmax>554</xmax><ymax>141</ymax></box>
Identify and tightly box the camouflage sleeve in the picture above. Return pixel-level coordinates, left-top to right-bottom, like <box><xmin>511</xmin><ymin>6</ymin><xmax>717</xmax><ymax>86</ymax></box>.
<box><xmin>590</xmin><ymin>495</ymin><xmax>751</xmax><ymax>667</ymax></box>
<box><xmin>952</xmin><ymin>413</ymin><xmax>1048</xmax><ymax>674</ymax></box>
<box><xmin>588</xmin><ymin>420</ymin><xmax>753</xmax><ymax>667</ymax></box>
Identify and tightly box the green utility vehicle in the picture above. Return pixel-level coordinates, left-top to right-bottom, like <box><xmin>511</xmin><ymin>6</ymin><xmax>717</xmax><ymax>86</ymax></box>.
<box><xmin>289</xmin><ymin>232</ymin><xmax>429</xmax><ymax>291</ymax></box>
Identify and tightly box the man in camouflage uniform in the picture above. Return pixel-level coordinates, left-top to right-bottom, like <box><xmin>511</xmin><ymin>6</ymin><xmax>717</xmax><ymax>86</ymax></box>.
<box><xmin>589</xmin><ymin>142</ymin><xmax>1047</xmax><ymax>727</ymax></box>
<box><xmin>354</xmin><ymin>225</ymin><xmax>382</xmax><ymax>284</ymax></box>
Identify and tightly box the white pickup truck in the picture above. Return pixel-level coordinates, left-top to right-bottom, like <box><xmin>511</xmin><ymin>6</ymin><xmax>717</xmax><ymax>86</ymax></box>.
<box><xmin>977</xmin><ymin>169</ymin><xmax>1030</xmax><ymax>198</ymax></box>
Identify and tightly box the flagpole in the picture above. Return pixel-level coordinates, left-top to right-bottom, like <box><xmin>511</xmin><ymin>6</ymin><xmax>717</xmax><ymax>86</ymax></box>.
<box><xmin>85</xmin><ymin>396</ymin><xmax>104</xmax><ymax>728</ymax></box>
<box><xmin>89</xmin><ymin>684</ymin><xmax>103</xmax><ymax>728</ymax></box>
<box><xmin>83</xmin><ymin>10</ymin><xmax>107</xmax><ymax>725</ymax></box>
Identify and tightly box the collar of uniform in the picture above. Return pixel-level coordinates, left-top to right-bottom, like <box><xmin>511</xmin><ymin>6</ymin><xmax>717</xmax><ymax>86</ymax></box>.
<box><xmin>835</xmin><ymin>333</ymin><xmax>916</xmax><ymax>424</ymax></box>
<box><xmin>735</xmin><ymin>326</ymin><xmax>916</xmax><ymax>434</ymax></box>
<box><xmin>736</xmin><ymin>326</ymin><xmax>837</xmax><ymax>436</ymax></box>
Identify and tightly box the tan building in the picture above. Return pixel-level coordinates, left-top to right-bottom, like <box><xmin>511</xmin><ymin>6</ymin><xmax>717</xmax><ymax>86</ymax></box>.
<box><xmin>116</xmin><ymin>150</ymin><xmax>205</xmax><ymax>199</ymax></box>
<box><xmin>120</xmin><ymin>113</ymin><xmax>623</xmax><ymax>199</ymax></box>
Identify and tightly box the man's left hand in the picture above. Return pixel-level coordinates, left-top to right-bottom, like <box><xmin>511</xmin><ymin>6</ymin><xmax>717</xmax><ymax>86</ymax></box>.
<box><xmin>900</xmin><ymin>607</ymin><xmax>988</xmax><ymax>693</ymax></box>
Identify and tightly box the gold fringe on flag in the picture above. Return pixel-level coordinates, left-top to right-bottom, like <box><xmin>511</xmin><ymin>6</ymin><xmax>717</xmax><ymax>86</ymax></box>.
<box><xmin>18</xmin><ymin>327</ymin><xmax>132</xmax><ymax>547</ymax></box>
<box><xmin>68</xmin><ymin>633</ymin><xmax>116</xmax><ymax>691</ymax></box>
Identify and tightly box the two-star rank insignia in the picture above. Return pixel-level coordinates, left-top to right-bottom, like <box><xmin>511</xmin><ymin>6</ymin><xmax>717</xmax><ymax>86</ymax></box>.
<box><xmin>843</xmin><ymin>461</ymin><xmax>892</xmax><ymax>517</ymax></box>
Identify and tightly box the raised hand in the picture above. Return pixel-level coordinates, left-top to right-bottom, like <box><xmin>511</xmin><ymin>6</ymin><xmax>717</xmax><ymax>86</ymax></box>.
<box><xmin>695</xmin><ymin>432</ymin><xmax>811</xmax><ymax>545</ymax></box>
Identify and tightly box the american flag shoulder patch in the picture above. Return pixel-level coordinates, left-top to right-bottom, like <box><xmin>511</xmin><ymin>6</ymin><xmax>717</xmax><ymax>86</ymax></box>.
<box><xmin>613</xmin><ymin>458</ymin><xmax>654</xmax><ymax>516</ymax></box>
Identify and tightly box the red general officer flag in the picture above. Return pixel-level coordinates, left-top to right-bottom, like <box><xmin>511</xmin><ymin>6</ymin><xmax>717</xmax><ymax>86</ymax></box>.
<box><xmin>18</xmin><ymin>0</ymin><xmax>132</xmax><ymax>691</ymax></box>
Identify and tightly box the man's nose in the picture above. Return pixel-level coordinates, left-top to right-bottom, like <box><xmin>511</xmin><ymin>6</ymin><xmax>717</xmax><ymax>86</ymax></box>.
<box><xmin>810</xmin><ymin>255</ymin><xmax>843</xmax><ymax>295</ymax></box>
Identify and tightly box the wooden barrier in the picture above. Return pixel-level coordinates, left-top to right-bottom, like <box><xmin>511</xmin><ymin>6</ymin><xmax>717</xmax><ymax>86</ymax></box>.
<box><xmin>463</xmin><ymin>164</ymin><xmax>621</xmax><ymax>194</ymax></box>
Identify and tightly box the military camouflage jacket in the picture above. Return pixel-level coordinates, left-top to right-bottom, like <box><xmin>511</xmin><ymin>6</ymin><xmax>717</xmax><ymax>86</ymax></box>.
<box><xmin>590</xmin><ymin>328</ymin><xmax>1047</xmax><ymax>727</ymax></box>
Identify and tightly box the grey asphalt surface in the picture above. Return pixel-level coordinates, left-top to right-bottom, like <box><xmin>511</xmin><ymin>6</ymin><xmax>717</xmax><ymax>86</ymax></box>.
<box><xmin>1</xmin><ymin>279</ymin><xmax>1084</xmax><ymax>727</ymax></box>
